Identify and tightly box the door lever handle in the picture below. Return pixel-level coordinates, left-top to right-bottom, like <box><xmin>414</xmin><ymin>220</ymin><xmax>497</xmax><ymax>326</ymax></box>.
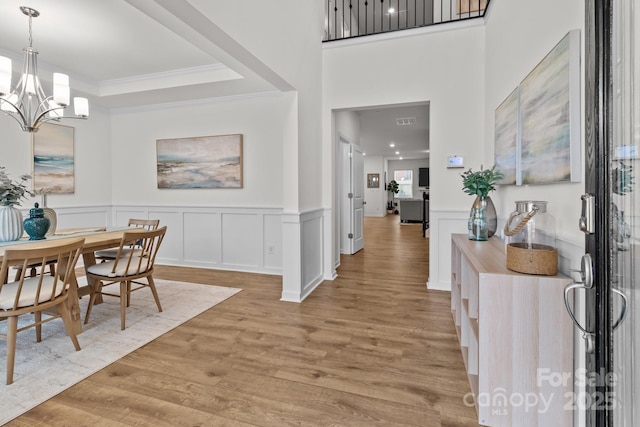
<box><xmin>564</xmin><ymin>282</ymin><xmax>593</xmax><ymax>336</ymax></box>
<box><xmin>612</xmin><ymin>287</ymin><xmax>628</xmax><ymax>330</ymax></box>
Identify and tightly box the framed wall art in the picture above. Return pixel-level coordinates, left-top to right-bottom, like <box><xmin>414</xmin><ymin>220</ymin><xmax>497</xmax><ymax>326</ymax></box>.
<box><xmin>519</xmin><ymin>29</ymin><xmax>581</xmax><ymax>184</ymax></box>
<box><xmin>156</xmin><ymin>134</ymin><xmax>243</xmax><ymax>189</ymax></box>
<box><xmin>493</xmin><ymin>30</ymin><xmax>581</xmax><ymax>186</ymax></box>
<box><xmin>494</xmin><ymin>87</ymin><xmax>520</xmax><ymax>185</ymax></box>
<box><xmin>367</xmin><ymin>173</ymin><xmax>380</xmax><ymax>188</ymax></box>
<box><xmin>32</xmin><ymin>123</ymin><xmax>75</xmax><ymax>193</ymax></box>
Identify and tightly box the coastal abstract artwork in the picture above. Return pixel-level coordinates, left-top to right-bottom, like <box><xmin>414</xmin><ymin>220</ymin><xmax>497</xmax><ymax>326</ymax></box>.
<box><xmin>32</xmin><ymin>123</ymin><xmax>74</xmax><ymax>193</ymax></box>
<box><xmin>157</xmin><ymin>134</ymin><xmax>243</xmax><ymax>189</ymax></box>
<box><xmin>519</xmin><ymin>30</ymin><xmax>581</xmax><ymax>184</ymax></box>
<box><xmin>494</xmin><ymin>87</ymin><xmax>520</xmax><ymax>185</ymax></box>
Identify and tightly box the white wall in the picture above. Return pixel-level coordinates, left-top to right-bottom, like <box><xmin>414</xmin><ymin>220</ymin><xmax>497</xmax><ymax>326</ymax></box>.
<box><xmin>484</xmin><ymin>0</ymin><xmax>585</xmax><ymax>250</ymax></box>
<box><xmin>106</xmin><ymin>94</ymin><xmax>289</xmax><ymax>277</ymax></box>
<box><xmin>109</xmin><ymin>94</ymin><xmax>286</xmax><ymax>208</ymax></box>
<box><xmin>202</xmin><ymin>0</ymin><xmax>325</xmax><ymax>212</ymax></box>
<box><xmin>364</xmin><ymin>156</ymin><xmax>385</xmax><ymax>217</ymax></box>
<box><xmin>323</xmin><ymin>22</ymin><xmax>486</xmax><ymax>289</ymax></box>
<box><xmin>0</xmin><ymin>107</ymin><xmax>112</xmax><ymax>210</ymax></box>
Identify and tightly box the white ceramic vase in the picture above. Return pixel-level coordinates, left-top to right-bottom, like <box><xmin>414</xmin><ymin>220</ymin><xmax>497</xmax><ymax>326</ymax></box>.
<box><xmin>0</xmin><ymin>204</ymin><xmax>24</xmax><ymax>242</ymax></box>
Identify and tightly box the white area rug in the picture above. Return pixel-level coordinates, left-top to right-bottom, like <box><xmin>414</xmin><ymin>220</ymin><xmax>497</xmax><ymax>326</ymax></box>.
<box><xmin>0</xmin><ymin>279</ymin><xmax>241</xmax><ymax>425</ymax></box>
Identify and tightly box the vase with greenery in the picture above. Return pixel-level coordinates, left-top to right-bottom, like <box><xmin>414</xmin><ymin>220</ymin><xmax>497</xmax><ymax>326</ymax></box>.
<box><xmin>0</xmin><ymin>167</ymin><xmax>34</xmax><ymax>242</ymax></box>
<box><xmin>387</xmin><ymin>180</ymin><xmax>400</xmax><ymax>213</ymax></box>
<box><xmin>461</xmin><ymin>165</ymin><xmax>502</xmax><ymax>240</ymax></box>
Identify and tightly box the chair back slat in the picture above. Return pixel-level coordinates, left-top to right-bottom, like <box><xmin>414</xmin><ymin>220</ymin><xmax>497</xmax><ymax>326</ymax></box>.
<box><xmin>128</xmin><ymin>218</ymin><xmax>160</xmax><ymax>231</ymax></box>
<box><xmin>0</xmin><ymin>238</ymin><xmax>84</xmax><ymax>313</ymax></box>
<box><xmin>109</xmin><ymin>226</ymin><xmax>166</xmax><ymax>277</ymax></box>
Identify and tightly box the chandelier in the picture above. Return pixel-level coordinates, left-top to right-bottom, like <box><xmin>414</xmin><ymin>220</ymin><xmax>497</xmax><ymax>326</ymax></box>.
<box><xmin>0</xmin><ymin>6</ymin><xmax>89</xmax><ymax>132</ymax></box>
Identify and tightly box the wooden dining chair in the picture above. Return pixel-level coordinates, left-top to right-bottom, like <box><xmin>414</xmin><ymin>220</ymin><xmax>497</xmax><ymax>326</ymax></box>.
<box><xmin>84</xmin><ymin>226</ymin><xmax>166</xmax><ymax>330</ymax></box>
<box><xmin>94</xmin><ymin>219</ymin><xmax>160</xmax><ymax>262</ymax></box>
<box><xmin>0</xmin><ymin>237</ymin><xmax>85</xmax><ymax>385</ymax></box>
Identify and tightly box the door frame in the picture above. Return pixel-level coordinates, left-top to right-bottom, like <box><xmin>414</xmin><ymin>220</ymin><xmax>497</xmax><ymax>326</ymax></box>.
<box><xmin>584</xmin><ymin>0</ymin><xmax>614</xmax><ymax>425</ymax></box>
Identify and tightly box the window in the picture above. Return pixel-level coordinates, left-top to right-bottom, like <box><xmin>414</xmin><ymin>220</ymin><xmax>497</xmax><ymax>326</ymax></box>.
<box><xmin>393</xmin><ymin>170</ymin><xmax>413</xmax><ymax>198</ymax></box>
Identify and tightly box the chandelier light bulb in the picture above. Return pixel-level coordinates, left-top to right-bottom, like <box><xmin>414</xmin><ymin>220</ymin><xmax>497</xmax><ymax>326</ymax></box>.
<box><xmin>74</xmin><ymin>97</ymin><xmax>89</xmax><ymax>117</ymax></box>
<box><xmin>53</xmin><ymin>73</ymin><xmax>70</xmax><ymax>106</ymax></box>
<box><xmin>0</xmin><ymin>7</ymin><xmax>89</xmax><ymax>132</ymax></box>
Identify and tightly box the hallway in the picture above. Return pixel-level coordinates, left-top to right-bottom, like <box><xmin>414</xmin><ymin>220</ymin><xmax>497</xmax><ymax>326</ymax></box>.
<box><xmin>10</xmin><ymin>216</ymin><xmax>479</xmax><ymax>426</ymax></box>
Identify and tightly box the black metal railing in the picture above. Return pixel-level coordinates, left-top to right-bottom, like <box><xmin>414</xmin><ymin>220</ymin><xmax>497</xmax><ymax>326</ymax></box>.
<box><xmin>324</xmin><ymin>0</ymin><xmax>490</xmax><ymax>42</ymax></box>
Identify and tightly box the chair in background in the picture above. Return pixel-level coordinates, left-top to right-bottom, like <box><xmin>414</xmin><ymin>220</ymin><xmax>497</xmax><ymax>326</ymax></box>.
<box><xmin>94</xmin><ymin>219</ymin><xmax>160</xmax><ymax>262</ymax></box>
<box><xmin>0</xmin><ymin>237</ymin><xmax>85</xmax><ymax>385</ymax></box>
<box><xmin>84</xmin><ymin>226</ymin><xmax>167</xmax><ymax>330</ymax></box>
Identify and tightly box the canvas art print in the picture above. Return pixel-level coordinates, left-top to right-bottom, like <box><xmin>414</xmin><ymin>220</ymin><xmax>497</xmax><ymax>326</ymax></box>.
<box><xmin>519</xmin><ymin>30</ymin><xmax>581</xmax><ymax>184</ymax></box>
<box><xmin>156</xmin><ymin>134</ymin><xmax>243</xmax><ymax>189</ymax></box>
<box><xmin>32</xmin><ymin>123</ymin><xmax>75</xmax><ymax>193</ymax></box>
<box><xmin>494</xmin><ymin>88</ymin><xmax>519</xmax><ymax>185</ymax></box>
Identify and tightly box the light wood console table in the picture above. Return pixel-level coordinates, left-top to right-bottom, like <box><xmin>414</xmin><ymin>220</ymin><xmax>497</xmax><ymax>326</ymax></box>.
<box><xmin>451</xmin><ymin>234</ymin><xmax>573</xmax><ymax>426</ymax></box>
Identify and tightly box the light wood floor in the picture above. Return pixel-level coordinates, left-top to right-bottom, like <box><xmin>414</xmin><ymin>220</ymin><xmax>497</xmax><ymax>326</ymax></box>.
<box><xmin>8</xmin><ymin>216</ymin><xmax>479</xmax><ymax>426</ymax></box>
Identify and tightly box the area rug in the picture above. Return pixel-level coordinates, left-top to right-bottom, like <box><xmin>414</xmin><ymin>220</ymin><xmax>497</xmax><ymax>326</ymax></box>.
<box><xmin>0</xmin><ymin>279</ymin><xmax>241</xmax><ymax>425</ymax></box>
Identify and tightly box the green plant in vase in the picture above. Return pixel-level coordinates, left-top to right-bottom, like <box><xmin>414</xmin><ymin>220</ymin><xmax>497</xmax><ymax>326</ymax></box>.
<box><xmin>0</xmin><ymin>167</ymin><xmax>33</xmax><ymax>206</ymax></box>
<box><xmin>387</xmin><ymin>180</ymin><xmax>400</xmax><ymax>213</ymax></box>
<box><xmin>0</xmin><ymin>167</ymin><xmax>34</xmax><ymax>242</ymax></box>
<box><xmin>461</xmin><ymin>165</ymin><xmax>502</xmax><ymax>240</ymax></box>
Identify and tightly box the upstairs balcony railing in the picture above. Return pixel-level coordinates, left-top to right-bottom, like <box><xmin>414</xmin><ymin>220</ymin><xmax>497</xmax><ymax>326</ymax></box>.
<box><xmin>324</xmin><ymin>0</ymin><xmax>490</xmax><ymax>42</ymax></box>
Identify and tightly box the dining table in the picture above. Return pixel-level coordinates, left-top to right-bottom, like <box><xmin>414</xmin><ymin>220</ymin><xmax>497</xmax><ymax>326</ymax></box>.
<box><xmin>0</xmin><ymin>226</ymin><xmax>141</xmax><ymax>335</ymax></box>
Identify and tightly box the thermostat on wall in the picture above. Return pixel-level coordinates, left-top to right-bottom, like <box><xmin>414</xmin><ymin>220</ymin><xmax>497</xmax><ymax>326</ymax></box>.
<box><xmin>447</xmin><ymin>156</ymin><xmax>464</xmax><ymax>168</ymax></box>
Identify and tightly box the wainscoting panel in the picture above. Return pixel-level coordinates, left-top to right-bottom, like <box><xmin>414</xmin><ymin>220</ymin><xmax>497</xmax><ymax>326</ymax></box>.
<box><xmin>183</xmin><ymin>212</ymin><xmax>222</xmax><ymax>265</ymax></box>
<box><xmin>428</xmin><ymin>209</ymin><xmax>469</xmax><ymax>291</ymax></box>
<box><xmin>263</xmin><ymin>213</ymin><xmax>283</xmax><ymax>271</ymax></box>
<box><xmin>281</xmin><ymin>209</ymin><xmax>326</xmax><ymax>302</ymax></box>
<box><xmin>114</xmin><ymin>209</ymin><xmax>148</xmax><ymax>226</ymax></box>
<box><xmin>112</xmin><ymin>206</ymin><xmax>283</xmax><ymax>275</ymax></box>
<box><xmin>54</xmin><ymin>206</ymin><xmax>111</xmax><ymax>230</ymax></box>
<box><xmin>148</xmin><ymin>210</ymin><xmax>182</xmax><ymax>263</ymax></box>
<box><xmin>222</xmin><ymin>213</ymin><xmax>260</xmax><ymax>268</ymax></box>
<box><xmin>302</xmin><ymin>212</ymin><xmax>324</xmax><ymax>293</ymax></box>
<box><xmin>429</xmin><ymin>209</ymin><xmax>585</xmax><ymax>291</ymax></box>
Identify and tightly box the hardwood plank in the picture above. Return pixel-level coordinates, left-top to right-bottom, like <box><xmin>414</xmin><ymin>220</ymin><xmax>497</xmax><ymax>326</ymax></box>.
<box><xmin>5</xmin><ymin>215</ymin><xmax>480</xmax><ymax>427</ymax></box>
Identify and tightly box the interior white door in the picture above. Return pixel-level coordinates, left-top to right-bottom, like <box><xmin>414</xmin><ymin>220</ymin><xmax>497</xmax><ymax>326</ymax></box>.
<box><xmin>351</xmin><ymin>144</ymin><xmax>364</xmax><ymax>253</ymax></box>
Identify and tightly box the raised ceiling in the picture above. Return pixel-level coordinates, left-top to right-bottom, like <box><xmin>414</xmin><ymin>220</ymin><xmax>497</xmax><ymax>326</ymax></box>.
<box><xmin>0</xmin><ymin>0</ymin><xmax>282</xmax><ymax>109</ymax></box>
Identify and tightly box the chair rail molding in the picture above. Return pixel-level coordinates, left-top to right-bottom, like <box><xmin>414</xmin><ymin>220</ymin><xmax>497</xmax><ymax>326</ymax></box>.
<box><xmin>45</xmin><ymin>205</ymin><xmax>283</xmax><ymax>275</ymax></box>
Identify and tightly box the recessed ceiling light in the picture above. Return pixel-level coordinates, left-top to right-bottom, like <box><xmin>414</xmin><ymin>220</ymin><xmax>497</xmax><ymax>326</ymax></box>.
<box><xmin>363</xmin><ymin>153</ymin><xmax>366</xmax><ymax>156</ymax></box>
<box><xmin>388</xmin><ymin>7</ymin><xmax>395</xmax><ymax>13</ymax></box>
<box><xmin>389</xmin><ymin>143</ymin><xmax>395</xmax><ymax>147</ymax></box>
<box><xmin>395</xmin><ymin>151</ymin><xmax>399</xmax><ymax>155</ymax></box>
<box><xmin>399</xmin><ymin>157</ymin><xmax>403</xmax><ymax>160</ymax></box>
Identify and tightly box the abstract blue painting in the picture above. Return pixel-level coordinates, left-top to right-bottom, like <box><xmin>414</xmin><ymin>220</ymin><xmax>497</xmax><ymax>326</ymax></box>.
<box><xmin>32</xmin><ymin>123</ymin><xmax>75</xmax><ymax>193</ymax></box>
<box><xmin>157</xmin><ymin>134</ymin><xmax>243</xmax><ymax>189</ymax></box>
<box><xmin>519</xmin><ymin>30</ymin><xmax>581</xmax><ymax>184</ymax></box>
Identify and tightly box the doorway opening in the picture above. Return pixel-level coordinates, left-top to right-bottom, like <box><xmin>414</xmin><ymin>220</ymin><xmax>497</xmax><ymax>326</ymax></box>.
<box><xmin>333</xmin><ymin>101</ymin><xmax>430</xmax><ymax>265</ymax></box>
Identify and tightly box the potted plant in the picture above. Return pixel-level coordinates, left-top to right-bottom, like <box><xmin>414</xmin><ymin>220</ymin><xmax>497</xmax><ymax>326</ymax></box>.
<box><xmin>387</xmin><ymin>180</ymin><xmax>400</xmax><ymax>214</ymax></box>
<box><xmin>461</xmin><ymin>165</ymin><xmax>502</xmax><ymax>240</ymax></box>
<box><xmin>0</xmin><ymin>167</ymin><xmax>34</xmax><ymax>241</ymax></box>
